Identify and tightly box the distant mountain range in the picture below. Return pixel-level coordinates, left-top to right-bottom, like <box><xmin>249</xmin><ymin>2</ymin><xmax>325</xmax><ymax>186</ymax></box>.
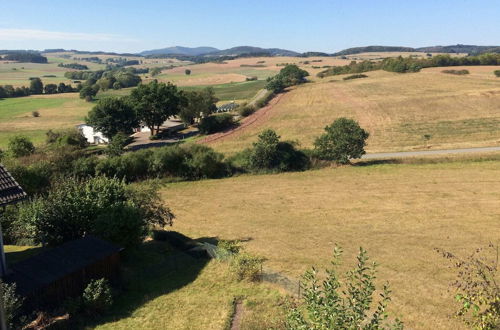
<box><xmin>140</xmin><ymin>46</ymin><xmax>219</xmax><ymax>56</ymax></box>
<box><xmin>139</xmin><ymin>44</ymin><xmax>499</xmax><ymax>57</ymax></box>
<box><xmin>139</xmin><ymin>45</ymin><xmax>299</xmax><ymax>57</ymax></box>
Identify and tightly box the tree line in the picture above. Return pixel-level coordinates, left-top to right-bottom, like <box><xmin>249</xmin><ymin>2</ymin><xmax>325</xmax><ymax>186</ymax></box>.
<box><xmin>0</xmin><ymin>78</ymin><xmax>77</xmax><ymax>98</ymax></box>
<box><xmin>0</xmin><ymin>51</ymin><xmax>48</xmax><ymax>63</ymax></box>
<box><xmin>318</xmin><ymin>53</ymin><xmax>500</xmax><ymax>77</ymax></box>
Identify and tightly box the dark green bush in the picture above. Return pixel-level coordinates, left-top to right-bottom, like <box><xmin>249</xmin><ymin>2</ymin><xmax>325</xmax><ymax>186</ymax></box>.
<box><xmin>0</xmin><ymin>281</ymin><xmax>24</xmax><ymax>329</ymax></box>
<box><xmin>46</xmin><ymin>128</ymin><xmax>88</xmax><ymax>149</ymax></box>
<box><xmin>198</xmin><ymin>113</ymin><xmax>235</xmax><ymax>134</ymax></box>
<box><xmin>83</xmin><ymin>278</ymin><xmax>113</xmax><ymax>315</ymax></box>
<box><xmin>239</xmin><ymin>129</ymin><xmax>309</xmax><ymax>173</ymax></box>
<box><xmin>238</xmin><ymin>105</ymin><xmax>256</xmax><ymax>117</ymax></box>
<box><xmin>183</xmin><ymin>144</ymin><xmax>229</xmax><ymax>179</ymax></box>
<box><xmin>8</xmin><ymin>135</ymin><xmax>35</xmax><ymax>157</ymax></box>
<box><xmin>494</xmin><ymin>70</ymin><xmax>500</xmax><ymax>77</ymax></box>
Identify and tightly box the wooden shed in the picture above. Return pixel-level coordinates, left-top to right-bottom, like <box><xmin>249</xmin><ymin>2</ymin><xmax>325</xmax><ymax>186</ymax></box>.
<box><xmin>4</xmin><ymin>236</ymin><xmax>122</xmax><ymax>308</ymax></box>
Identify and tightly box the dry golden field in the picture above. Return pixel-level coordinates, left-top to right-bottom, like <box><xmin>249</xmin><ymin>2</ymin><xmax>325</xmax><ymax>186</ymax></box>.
<box><xmin>162</xmin><ymin>157</ymin><xmax>500</xmax><ymax>329</ymax></box>
<box><xmin>208</xmin><ymin>66</ymin><xmax>500</xmax><ymax>154</ymax></box>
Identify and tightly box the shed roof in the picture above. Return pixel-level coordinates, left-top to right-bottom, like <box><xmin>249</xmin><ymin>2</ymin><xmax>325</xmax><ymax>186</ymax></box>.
<box><xmin>4</xmin><ymin>236</ymin><xmax>122</xmax><ymax>296</ymax></box>
<box><xmin>0</xmin><ymin>164</ymin><xmax>27</xmax><ymax>207</ymax></box>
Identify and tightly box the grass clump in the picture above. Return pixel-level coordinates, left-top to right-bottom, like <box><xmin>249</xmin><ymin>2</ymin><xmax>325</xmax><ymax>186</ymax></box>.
<box><xmin>442</xmin><ymin>69</ymin><xmax>470</xmax><ymax>75</ymax></box>
<box><xmin>343</xmin><ymin>73</ymin><xmax>368</xmax><ymax>80</ymax></box>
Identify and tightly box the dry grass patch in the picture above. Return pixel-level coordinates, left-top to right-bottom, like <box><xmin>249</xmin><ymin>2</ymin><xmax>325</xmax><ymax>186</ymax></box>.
<box><xmin>208</xmin><ymin>67</ymin><xmax>500</xmax><ymax>154</ymax></box>
<box><xmin>162</xmin><ymin>159</ymin><xmax>500</xmax><ymax>329</ymax></box>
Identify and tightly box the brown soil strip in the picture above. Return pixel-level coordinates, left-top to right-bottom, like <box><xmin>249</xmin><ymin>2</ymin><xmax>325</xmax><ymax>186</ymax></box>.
<box><xmin>197</xmin><ymin>92</ymin><xmax>286</xmax><ymax>145</ymax></box>
<box><xmin>230</xmin><ymin>299</ymin><xmax>244</xmax><ymax>330</ymax></box>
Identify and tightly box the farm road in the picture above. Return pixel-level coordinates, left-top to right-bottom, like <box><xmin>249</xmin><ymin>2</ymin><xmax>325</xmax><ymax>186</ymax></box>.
<box><xmin>362</xmin><ymin>146</ymin><xmax>500</xmax><ymax>159</ymax></box>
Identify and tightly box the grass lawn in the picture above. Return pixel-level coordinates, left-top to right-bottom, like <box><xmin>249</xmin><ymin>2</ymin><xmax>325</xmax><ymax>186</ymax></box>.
<box><xmin>161</xmin><ymin>157</ymin><xmax>500</xmax><ymax>329</ymax></box>
<box><xmin>98</xmin><ymin>80</ymin><xmax>267</xmax><ymax>104</ymax></box>
<box><xmin>0</xmin><ymin>93</ymin><xmax>92</xmax><ymax>148</ymax></box>
<box><xmin>208</xmin><ymin>67</ymin><xmax>500</xmax><ymax>155</ymax></box>
<box><xmin>94</xmin><ymin>241</ymin><xmax>283</xmax><ymax>330</ymax></box>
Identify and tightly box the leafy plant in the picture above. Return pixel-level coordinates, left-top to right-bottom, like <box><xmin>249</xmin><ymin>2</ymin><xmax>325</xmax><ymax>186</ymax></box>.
<box><xmin>436</xmin><ymin>244</ymin><xmax>499</xmax><ymax>329</ymax></box>
<box><xmin>231</xmin><ymin>252</ymin><xmax>264</xmax><ymax>282</ymax></box>
<box><xmin>0</xmin><ymin>280</ymin><xmax>25</xmax><ymax>329</ymax></box>
<box><xmin>83</xmin><ymin>278</ymin><xmax>113</xmax><ymax>314</ymax></box>
<box><xmin>286</xmin><ymin>246</ymin><xmax>403</xmax><ymax>329</ymax></box>
<box><xmin>8</xmin><ymin>135</ymin><xmax>35</xmax><ymax>157</ymax></box>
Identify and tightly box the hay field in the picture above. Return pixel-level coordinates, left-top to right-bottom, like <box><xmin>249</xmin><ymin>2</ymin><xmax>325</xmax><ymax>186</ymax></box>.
<box><xmin>0</xmin><ymin>93</ymin><xmax>92</xmax><ymax>148</ymax></box>
<box><xmin>149</xmin><ymin>56</ymin><xmax>351</xmax><ymax>86</ymax></box>
<box><xmin>341</xmin><ymin>51</ymin><xmax>467</xmax><ymax>61</ymax></box>
<box><xmin>208</xmin><ymin>66</ymin><xmax>500</xmax><ymax>154</ymax></box>
<box><xmin>162</xmin><ymin>158</ymin><xmax>500</xmax><ymax>329</ymax></box>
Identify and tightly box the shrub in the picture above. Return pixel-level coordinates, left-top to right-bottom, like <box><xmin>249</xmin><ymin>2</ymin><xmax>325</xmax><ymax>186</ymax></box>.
<box><xmin>71</xmin><ymin>156</ymin><xmax>98</xmax><ymax>178</ymax></box>
<box><xmin>246</xmin><ymin>76</ymin><xmax>258</xmax><ymax>81</ymax></box>
<box><xmin>183</xmin><ymin>144</ymin><xmax>229</xmax><ymax>179</ymax></box>
<box><xmin>231</xmin><ymin>252</ymin><xmax>263</xmax><ymax>281</ymax></box>
<box><xmin>442</xmin><ymin>69</ymin><xmax>470</xmax><ymax>75</ymax></box>
<box><xmin>243</xmin><ymin>129</ymin><xmax>309</xmax><ymax>172</ymax></box>
<box><xmin>11</xmin><ymin>176</ymin><xmax>165</xmax><ymax>247</ymax></box>
<box><xmin>436</xmin><ymin>244</ymin><xmax>500</xmax><ymax>329</ymax></box>
<box><xmin>83</xmin><ymin>278</ymin><xmax>113</xmax><ymax>315</ymax></box>
<box><xmin>343</xmin><ymin>73</ymin><xmax>368</xmax><ymax>80</ymax></box>
<box><xmin>106</xmin><ymin>132</ymin><xmax>130</xmax><ymax>156</ymax></box>
<box><xmin>0</xmin><ymin>281</ymin><xmax>24</xmax><ymax>329</ymax></box>
<box><xmin>314</xmin><ymin>118</ymin><xmax>369</xmax><ymax>164</ymax></box>
<box><xmin>198</xmin><ymin>113</ymin><xmax>235</xmax><ymax>134</ymax></box>
<box><xmin>185</xmin><ymin>69</ymin><xmax>191</xmax><ymax>75</ymax></box>
<box><xmin>32</xmin><ymin>111</ymin><xmax>40</xmax><ymax>117</ymax></box>
<box><xmin>285</xmin><ymin>246</ymin><xmax>403</xmax><ymax>329</ymax></box>
<box><xmin>8</xmin><ymin>135</ymin><xmax>35</xmax><ymax>157</ymax></box>
<box><xmin>494</xmin><ymin>70</ymin><xmax>500</xmax><ymax>77</ymax></box>
<box><xmin>46</xmin><ymin>128</ymin><xmax>88</xmax><ymax>149</ymax></box>
<box><xmin>238</xmin><ymin>105</ymin><xmax>256</xmax><ymax>117</ymax></box>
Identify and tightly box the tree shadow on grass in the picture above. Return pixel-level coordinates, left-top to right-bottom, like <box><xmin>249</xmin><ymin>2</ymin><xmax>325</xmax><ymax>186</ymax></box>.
<box><xmin>352</xmin><ymin>159</ymin><xmax>402</xmax><ymax>167</ymax></box>
<box><xmin>86</xmin><ymin>237</ymin><xmax>210</xmax><ymax>328</ymax></box>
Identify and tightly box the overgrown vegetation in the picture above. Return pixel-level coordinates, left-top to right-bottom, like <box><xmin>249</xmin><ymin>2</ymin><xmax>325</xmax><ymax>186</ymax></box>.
<box><xmin>286</xmin><ymin>246</ymin><xmax>403</xmax><ymax>329</ymax></box>
<box><xmin>198</xmin><ymin>113</ymin><xmax>235</xmax><ymax>134</ymax></box>
<box><xmin>436</xmin><ymin>244</ymin><xmax>499</xmax><ymax>329</ymax></box>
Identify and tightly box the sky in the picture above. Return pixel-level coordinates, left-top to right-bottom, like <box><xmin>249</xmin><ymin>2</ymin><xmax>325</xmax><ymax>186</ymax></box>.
<box><xmin>0</xmin><ymin>0</ymin><xmax>499</xmax><ymax>53</ymax></box>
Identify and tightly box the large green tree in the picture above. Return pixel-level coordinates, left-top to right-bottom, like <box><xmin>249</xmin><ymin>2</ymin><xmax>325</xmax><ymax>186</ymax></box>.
<box><xmin>29</xmin><ymin>77</ymin><xmax>43</xmax><ymax>95</ymax></box>
<box><xmin>130</xmin><ymin>81</ymin><xmax>183</xmax><ymax>136</ymax></box>
<box><xmin>179</xmin><ymin>87</ymin><xmax>218</xmax><ymax>125</ymax></box>
<box><xmin>314</xmin><ymin>118</ymin><xmax>369</xmax><ymax>164</ymax></box>
<box><xmin>86</xmin><ymin>97</ymin><xmax>139</xmax><ymax>138</ymax></box>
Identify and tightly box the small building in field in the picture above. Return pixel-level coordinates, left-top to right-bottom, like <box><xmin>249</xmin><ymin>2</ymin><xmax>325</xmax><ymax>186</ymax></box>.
<box><xmin>76</xmin><ymin>124</ymin><xmax>109</xmax><ymax>144</ymax></box>
<box><xmin>4</xmin><ymin>236</ymin><xmax>122</xmax><ymax>308</ymax></box>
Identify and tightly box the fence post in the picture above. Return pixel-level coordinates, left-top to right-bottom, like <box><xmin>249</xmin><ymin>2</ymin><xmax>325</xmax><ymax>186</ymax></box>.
<box><xmin>298</xmin><ymin>281</ymin><xmax>301</xmax><ymax>298</ymax></box>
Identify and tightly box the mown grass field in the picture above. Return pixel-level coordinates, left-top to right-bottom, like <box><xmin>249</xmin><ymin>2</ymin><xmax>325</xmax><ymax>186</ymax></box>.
<box><xmin>162</xmin><ymin>157</ymin><xmax>500</xmax><ymax>329</ymax></box>
<box><xmin>209</xmin><ymin>66</ymin><xmax>500</xmax><ymax>154</ymax></box>
<box><xmin>0</xmin><ymin>93</ymin><xmax>92</xmax><ymax>148</ymax></box>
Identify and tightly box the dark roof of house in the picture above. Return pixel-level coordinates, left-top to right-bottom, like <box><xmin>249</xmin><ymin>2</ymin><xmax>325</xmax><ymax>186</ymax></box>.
<box><xmin>4</xmin><ymin>236</ymin><xmax>122</xmax><ymax>296</ymax></box>
<box><xmin>0</xmin><ymin>164</ymin><xmax>27</xmax><ymax>207</ymax></box>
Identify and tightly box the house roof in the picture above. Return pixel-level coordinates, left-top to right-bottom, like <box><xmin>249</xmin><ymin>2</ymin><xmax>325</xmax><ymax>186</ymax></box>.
<box><xmin>0</xmin><ymin>164</ymin><xmax>27</xmax><ymax>207</ymax></box>
<box><xmin>4</xmin><ymin>236</ymin><xmax>122</xmax><ymax>296</ymax></box>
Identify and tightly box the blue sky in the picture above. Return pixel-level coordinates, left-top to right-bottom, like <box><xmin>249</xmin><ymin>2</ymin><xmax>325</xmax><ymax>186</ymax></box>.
<box><xmin>0</xmin><ymin>0</ymin><xmax>498</xmax><ymax>53</ymax></box>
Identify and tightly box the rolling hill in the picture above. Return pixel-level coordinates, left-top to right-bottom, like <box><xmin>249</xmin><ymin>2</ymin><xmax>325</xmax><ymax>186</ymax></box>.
<box><xmin>140</xmin><ymin>46</ymin><xmax>220</xmax><ymax>56</ymax></box>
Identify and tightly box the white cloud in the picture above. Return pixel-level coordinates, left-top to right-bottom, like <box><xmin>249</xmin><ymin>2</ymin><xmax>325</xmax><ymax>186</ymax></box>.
<box><xmin>0</xmin><ymin>28</ymin><xmax>136</xmax><ymax>42</ymax></box>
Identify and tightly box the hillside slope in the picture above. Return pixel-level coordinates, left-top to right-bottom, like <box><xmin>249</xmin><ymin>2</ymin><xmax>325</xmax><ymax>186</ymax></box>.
<box><xmin>208</xmin><ymin>66</ymin><xmax>500</xmax><ymax>154</ymax></box>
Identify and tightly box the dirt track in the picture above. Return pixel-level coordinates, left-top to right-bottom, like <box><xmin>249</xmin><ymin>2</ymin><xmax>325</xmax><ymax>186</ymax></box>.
<box><xmin>197</xmin><ymin>92</ymin><xmax>286</xmax><ymax>144</ymax></box>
